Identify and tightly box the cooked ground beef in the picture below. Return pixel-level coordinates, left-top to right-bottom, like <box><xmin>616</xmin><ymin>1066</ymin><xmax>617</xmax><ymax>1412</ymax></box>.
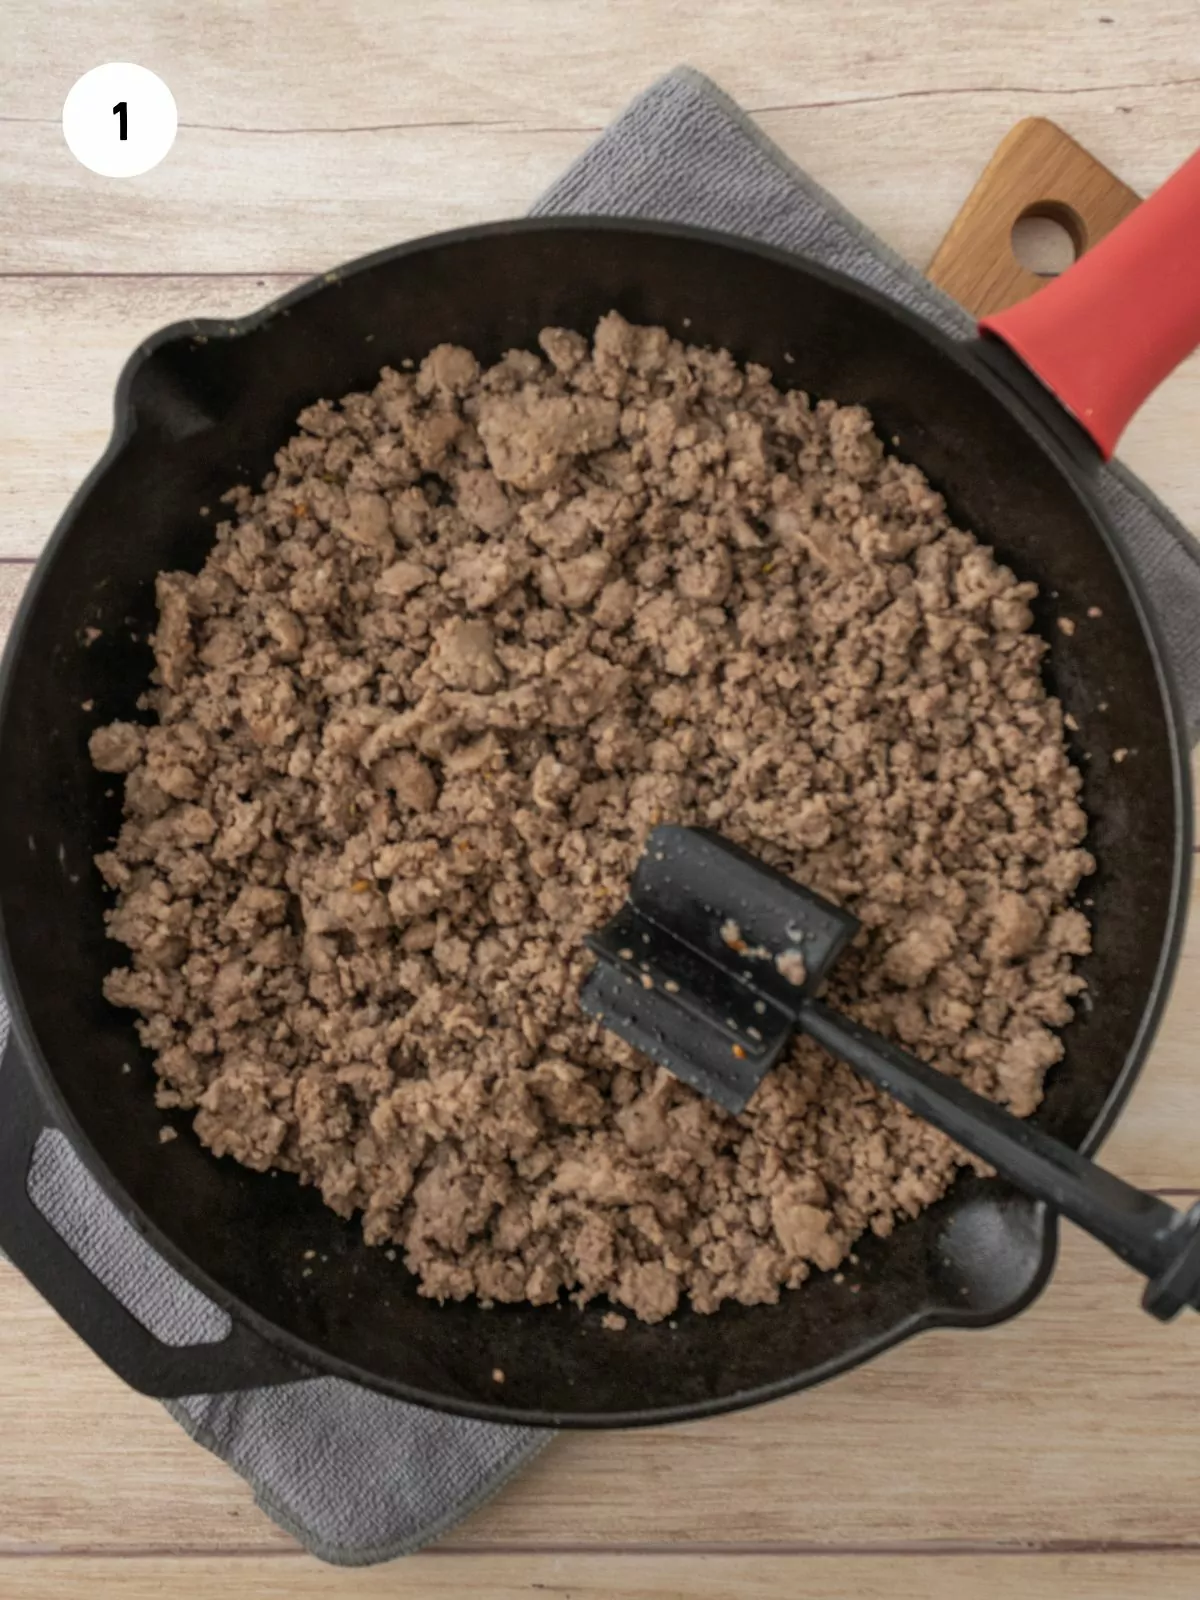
<box><xmin>90</xmin><ymin>313</ymin><xmax>1092</xmax><ymax>1323</ymax></box>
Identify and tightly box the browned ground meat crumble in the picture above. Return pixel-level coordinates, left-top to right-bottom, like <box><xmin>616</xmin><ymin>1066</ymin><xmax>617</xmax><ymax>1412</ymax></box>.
<box><xmin>90</xmin><ymin>313</ymin><xmax>1093</xmax><ymax>1323</ymax></box>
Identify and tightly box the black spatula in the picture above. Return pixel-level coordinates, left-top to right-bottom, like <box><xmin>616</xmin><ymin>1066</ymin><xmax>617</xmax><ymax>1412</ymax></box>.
<box><xmin>582</xmin><ymin>825</ymin><xmax>1200</xmax><ymax>1321</ymax></box>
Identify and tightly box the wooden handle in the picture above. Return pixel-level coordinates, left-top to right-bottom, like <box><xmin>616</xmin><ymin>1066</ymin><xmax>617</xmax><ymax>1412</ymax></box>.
<box><xmin>927</xmin><ymin>117</ymin><xmax>1141</xmax><ymax>317</ymax></box>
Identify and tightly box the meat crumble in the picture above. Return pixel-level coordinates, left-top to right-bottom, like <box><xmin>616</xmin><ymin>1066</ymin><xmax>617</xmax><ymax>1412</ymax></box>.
<box><xmin>90</xmin><ymin>314</ymin><xmax>1092</xmax><ymax>1323</ymax></box>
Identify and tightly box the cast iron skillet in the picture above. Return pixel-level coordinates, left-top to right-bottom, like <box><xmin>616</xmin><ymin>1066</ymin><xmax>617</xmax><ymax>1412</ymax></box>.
<box><xmin>0</xmin><ymin>193</ymin><xmax>1195</xmax><ymax>1426</ymax></box>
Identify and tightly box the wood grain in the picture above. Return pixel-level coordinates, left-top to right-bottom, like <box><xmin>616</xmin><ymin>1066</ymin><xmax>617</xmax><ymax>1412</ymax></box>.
<box><xmin>8</xmin><ymin>0</ymin><xmax>1197</xmax><ymax>132</ymax></box>
<box><xmin>5</xmin><ymin>1</ymin><xmax>1199</xmax><ymax>279</ymax></box>
<box><xmin>3</xmin><ymin>0</ymin><xmax>1200</xmax><ymax>1591</ymax></box>
<box><xmin>3</xmin><ymin>86</ymin><xmax>1196</xmax><ymax>280</ymax></box>
<box><xmin>8</xmin><ymin>1553</ymin><xmax>1200</xmax><ymax>1600</ymax></box>
<box><xmin>927</xmin><ymin>117</ymin><xmax>1142</xmax><ymax>314</ymax></box>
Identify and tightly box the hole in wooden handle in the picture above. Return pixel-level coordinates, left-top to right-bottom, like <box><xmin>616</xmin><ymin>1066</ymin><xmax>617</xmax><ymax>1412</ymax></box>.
<box><xmin>1011</xmin><ymin>203</ymin><xmax>1086</xmax><ymax>278</ymax></box>
<box><xmin>927</xmin><ymin>118</ymin><xmax>1141</xmax><ymax>318</ymax></box>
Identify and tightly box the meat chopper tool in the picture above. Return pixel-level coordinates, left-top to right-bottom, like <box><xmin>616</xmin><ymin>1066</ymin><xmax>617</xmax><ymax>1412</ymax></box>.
<box><xmin>582</xmin><ymin>826</ymin><xmax>1200</xmax><ymax>1321</ymax></box>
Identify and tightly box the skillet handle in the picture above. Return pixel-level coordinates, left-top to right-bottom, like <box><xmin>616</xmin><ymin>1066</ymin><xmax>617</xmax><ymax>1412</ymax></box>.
<box><xmin>0</xmin><ymin>1028</ymin><xmax>313</xmax><ymax>1396</ymax></box>
<box><xmin>981</xmin><ymin>146</ymin><xmax>1200</xmax><ymax>458</ymax></box>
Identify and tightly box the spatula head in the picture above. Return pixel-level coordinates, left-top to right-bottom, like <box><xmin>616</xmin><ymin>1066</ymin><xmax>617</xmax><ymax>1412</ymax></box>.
<box><xmin>581</xmin><ymin>826</ymin><xmax>860</xmax><ymax>1113</ymax></box>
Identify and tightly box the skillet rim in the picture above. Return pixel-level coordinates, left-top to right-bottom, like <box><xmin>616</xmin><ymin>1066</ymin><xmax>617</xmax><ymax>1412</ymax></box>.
<box><xmin>0</xmin><ymin>214</ymin><xmax>1190</xmax><ymax>1426</ymax></box>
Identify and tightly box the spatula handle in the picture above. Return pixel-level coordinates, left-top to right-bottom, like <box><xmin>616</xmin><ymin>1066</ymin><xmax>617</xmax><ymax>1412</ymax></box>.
<box><xmin>802</xmin><ymin>1000</ymin><xmax>1200</xmax><ymax>1320</ymax></box>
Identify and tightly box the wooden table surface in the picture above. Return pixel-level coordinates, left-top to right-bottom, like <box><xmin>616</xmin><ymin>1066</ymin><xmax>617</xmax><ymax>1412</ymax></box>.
<box><xmin>3</xmin><ymin>3</ymin><xmax>1199</xmax><ymax>1595</ymax></box>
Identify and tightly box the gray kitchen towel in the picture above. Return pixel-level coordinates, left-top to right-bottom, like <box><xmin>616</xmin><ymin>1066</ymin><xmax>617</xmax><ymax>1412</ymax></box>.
<box><xmin>6</xmin><ymin>64</ymin><xmax>1199</xmax><ymax>1569</ymax></box>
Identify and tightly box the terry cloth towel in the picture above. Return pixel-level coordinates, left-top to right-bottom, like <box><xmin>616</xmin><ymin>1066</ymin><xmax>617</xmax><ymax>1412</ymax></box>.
<box><xmin>5</xmin><ymin>64</ymin><xmax>1199</xmax><ymax>1568</ymax></box>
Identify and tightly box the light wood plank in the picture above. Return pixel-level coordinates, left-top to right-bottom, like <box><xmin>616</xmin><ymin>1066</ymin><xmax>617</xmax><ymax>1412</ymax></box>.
<box><xmin>3</xmin><ymin>278</ymin><xmax>1198</xmax><ymax>563</ymax></box>
<box><xmin>0</xmin><ymin>118</ymin><xmax>575</xmax><ymax>274</ymax></box>
<box><xmin>2</xmin><ymin>1215</ymin><xmax>1200</xmax><ymax>1554</ymax></box>
<box><xmin>9</xmin><ymin>0</ymin><xmax>1198</xmax><ymax>133</ymax></box>
<box><xmin>3</xmin><ymin>83</ymin><xmax>1196</xmax><ymax>280</ymax></box>
<box><xmin>8</xmin><ymin>1552</ymin><xmax>1200</xmax><ymax>1600</ymax></box>
<box><xmin>6</xmin><ymin>0</ymin><xmax>1199</xmax><ymax>284</ymax></box>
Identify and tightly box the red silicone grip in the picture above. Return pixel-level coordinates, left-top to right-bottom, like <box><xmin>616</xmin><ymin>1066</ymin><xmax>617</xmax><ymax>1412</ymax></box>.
<box><xmin>980</xmin><ymin>147</ymin><xmax>1200</xmax><ymax>458</ymax></box>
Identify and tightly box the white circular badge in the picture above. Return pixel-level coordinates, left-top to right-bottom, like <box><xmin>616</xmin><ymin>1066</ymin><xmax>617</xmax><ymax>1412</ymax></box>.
<box><xmin>62</xmin><ymin>63</ymin><xmax>177</xmax><ymax>178</ymax></box>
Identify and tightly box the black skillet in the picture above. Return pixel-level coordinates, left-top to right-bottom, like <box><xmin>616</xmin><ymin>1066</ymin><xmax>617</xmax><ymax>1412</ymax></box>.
<box><xmin>0</xmin><ymin>149</ymin><xmax>1195</xmax><ymax>1426</ymax></box>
